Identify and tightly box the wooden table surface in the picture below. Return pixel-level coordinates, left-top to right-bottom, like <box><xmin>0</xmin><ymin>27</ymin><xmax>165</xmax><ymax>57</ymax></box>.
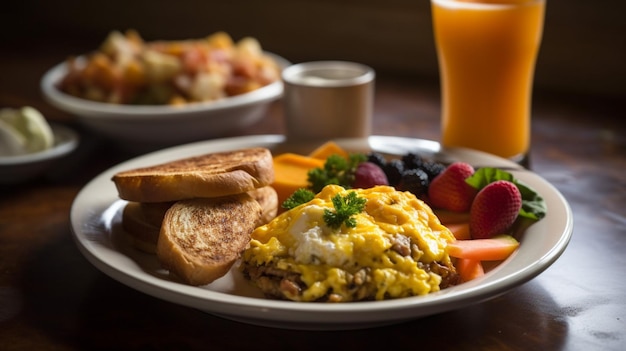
<box><xmin>0</xmin><ymin>50</ymin><xmax>624</xmax><ymax>351</ymax></box>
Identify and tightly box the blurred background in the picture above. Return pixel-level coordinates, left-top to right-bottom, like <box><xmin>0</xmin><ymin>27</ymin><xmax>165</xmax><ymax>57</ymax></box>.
<box><xmin>2</xmin><ymin>0</ymin><xmax>624</xmax><ymax>102</ymax></box>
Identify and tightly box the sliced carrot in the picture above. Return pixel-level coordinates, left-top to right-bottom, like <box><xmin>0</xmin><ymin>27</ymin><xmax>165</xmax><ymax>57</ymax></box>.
<box><xmin>433</xmin><ymin>209</ymin><xmax>471</xmax><ymax>225</ymax></box>
<box><xmin>308</xmin><ymin>141</ymin><xmax>349</xmax><ymax>160</ymax></box>
<box><xmin>456</xmin><ymin>258</ymin><xmax>485</xmax><ymax>282</ymax></box>
<box><xmin>447</xmin><ymin>235</ymin><xmax>519</xmax><ymax>261</ymax></box>
<box><xmin>446</xmin><ymin>223</ymin><xmax>471</xmax><ymax>240</ymax></box>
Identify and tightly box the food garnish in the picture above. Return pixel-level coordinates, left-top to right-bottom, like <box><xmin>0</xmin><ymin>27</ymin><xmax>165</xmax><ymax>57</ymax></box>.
<box><xmin>308</xmin><ymin>153</ymin><xmax>367</xmax><ymax>192</ymax></box>
<box><xmin>282</xmin><ymin>188</ymin><xmax>315</xmax><ymax>210</ymax></box>
<box><xmin>323</xmin><ymin>191</ymin><xmax>367</xmax><ymax>229</ymax></box>
<box><xmin>283</xmin><ymin>189</ymin><xmax>367</xmax><ymax>230</ymax></box>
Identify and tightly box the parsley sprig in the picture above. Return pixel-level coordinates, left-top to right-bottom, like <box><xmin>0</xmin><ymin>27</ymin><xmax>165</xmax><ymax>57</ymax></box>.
<box><xmin>281</xmin><ymin>152</ymin><xmax>368</xmax><ymax>228</ymax></box>
<box><xmin>323</xmin><ymin>191</ymin><xmax>366</xmax><ymax>229</ymax></box>
<box><xmin>282</xmin><ymin>188</ymin><xmax>315</xmax><ymax>210</ymax></box>
<box><xmin>307</xmin><ymin>153</ymin><xmax>367</xmax><ymax>193</ymax></box>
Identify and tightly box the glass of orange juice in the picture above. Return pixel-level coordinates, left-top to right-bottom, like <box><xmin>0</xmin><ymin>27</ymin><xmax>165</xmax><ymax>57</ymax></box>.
<box><xmin>431</xmin><ymin>0</ymin><xmax>545</xmax><ymax>162</ymax></box>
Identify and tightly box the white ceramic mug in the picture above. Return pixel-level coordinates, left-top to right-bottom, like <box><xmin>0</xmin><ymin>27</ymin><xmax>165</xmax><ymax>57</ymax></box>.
<box><xmin>282</xmin><ymin>61</ymin><xmax>375</xmax><ymax>141</ymax></box>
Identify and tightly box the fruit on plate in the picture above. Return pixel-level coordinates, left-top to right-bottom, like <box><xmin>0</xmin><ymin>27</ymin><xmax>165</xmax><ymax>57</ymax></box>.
<box><xmin>427</xmin><ymin>162</ymin><xmax>478</xmax><ymax>212</ymax></box>
<box><xmin>308</xmin><ymin>141</ymin><xmax>349</xmax><ymax>160</ymax></box>
<box><xmin>446</xmin><ymin>222</ymin><xmax>471</xmax><ymax>240</ymax></box>
<box><xmin>456</xmin><ymin>258</ymin><xmax>485</xmax><ymax>282</ymax></box>
<box><xmin>469</xmin><ymin>180</ymin><xmax>522</xmax><ymax>239</ymax></box>
<box><xmin>272</xmin><ymin>153</ymin><xmax>325</xmax><ymax>206</ymax></box>
<box><xmin>447</xmin><ymin>235</ymin><xmax>520</xmax><ymax>261</ymax></box>
<box><xmin>352</xmin><ymin>162</ymin><xmax>389</xmax><ymax>189</ymax></box>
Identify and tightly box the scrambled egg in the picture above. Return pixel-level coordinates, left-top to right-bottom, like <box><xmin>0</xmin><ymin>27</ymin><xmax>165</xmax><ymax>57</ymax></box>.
<box><xmin>242</xmin><ymin>185</ymin><xmax>458</xmax><ymax>302</ymax></box>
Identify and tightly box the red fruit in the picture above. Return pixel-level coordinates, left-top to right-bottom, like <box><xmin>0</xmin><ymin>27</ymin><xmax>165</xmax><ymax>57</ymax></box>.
<box><xmin>353</xmin><ymin>162</ymin><xmax>389</xmax><ymax>188</ymax></box>
<box><xmin>470</xmin><ymin>180</ymin><xmax>522</xmax><ymax>239</ymax></box>
<box><xmin>427</xmin><ymin>162</ymin><xmax>477</xmax><ymax>212</ymax></box>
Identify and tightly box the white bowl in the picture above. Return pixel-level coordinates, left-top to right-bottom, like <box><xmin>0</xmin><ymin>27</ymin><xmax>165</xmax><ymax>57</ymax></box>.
<box><xmin>0</xmin><ymin>123</ymin><xmax>79</xmax><ymax>184</ymax></box>
<box><xmin>40</xmin><ymin>53</ymin><xmax>289</xmax><ymax>149</ymax></box>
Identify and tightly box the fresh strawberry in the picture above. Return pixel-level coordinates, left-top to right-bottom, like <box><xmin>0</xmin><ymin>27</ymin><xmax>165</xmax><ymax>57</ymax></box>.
<box><xmin>470</xmin><ymin>180</ymin><xmax>522</xmax><ymax>239</ymax></box>
<box><xmin>352</xmin><ymin>162</ymin><xmax>389</xmax><ymax>189</ymax></box>
<box><xmin>427</xmin><ymin>162</ymin><xmax>477</xmax><ymax>212</ymax></box>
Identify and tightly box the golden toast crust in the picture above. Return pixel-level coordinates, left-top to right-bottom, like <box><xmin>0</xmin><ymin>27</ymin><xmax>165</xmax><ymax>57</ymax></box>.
<box><xmin>156</xmin><ymin>193</ymin><xmax>262</xmax><ymax>286</ymax></box>
<box><xmin>122</xmin><ymin>187</ymin><xmax>277</xmax><ymax>255</ymax></box>
<box><xmin>248</xmin><ymin>186</ymin><xmax>278</xmax><ymax>226</ymax></box>
<box><xmin>112</xmin><ymin>147</ymin><xmax>274</xmax><ymax>202</ymax></box>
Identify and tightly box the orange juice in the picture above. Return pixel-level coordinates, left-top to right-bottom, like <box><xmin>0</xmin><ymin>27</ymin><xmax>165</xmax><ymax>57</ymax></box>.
<box><xmin>431</xmin><ymin>0</ymin><xmax>545</xmax><ymax>159</ymax></box>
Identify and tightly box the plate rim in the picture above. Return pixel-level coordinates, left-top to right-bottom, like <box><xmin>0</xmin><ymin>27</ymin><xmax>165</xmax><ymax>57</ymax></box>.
<box><xmin>69</xmin><ymin>134</ymin><xmax>573</xmax><ymax>329</ymax></box>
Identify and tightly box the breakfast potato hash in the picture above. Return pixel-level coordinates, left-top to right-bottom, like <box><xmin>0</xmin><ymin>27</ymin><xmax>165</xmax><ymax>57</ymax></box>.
<box><xmin>57</xmin><ymin>30</ymin><xmax>281</xmax><ymax>105</ymax></box>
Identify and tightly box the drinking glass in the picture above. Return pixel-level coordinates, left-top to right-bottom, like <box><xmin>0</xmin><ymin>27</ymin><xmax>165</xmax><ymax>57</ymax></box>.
<box><xmin>431</xmin><ymin>0</ymin><xmax>545</xmax><ymax>162</ymax></box>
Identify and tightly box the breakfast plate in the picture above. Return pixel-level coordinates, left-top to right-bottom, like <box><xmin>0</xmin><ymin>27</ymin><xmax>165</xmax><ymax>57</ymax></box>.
<box><xmin>70</xmin><ymin>135</ymin><xmax>573</xmax><ymax>330</ymax></box>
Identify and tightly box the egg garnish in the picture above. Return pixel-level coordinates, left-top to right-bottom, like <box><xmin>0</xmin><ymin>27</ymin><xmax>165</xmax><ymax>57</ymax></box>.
<box><xmin>242</xmin><ymin>184</ymin><xmax>459</xmax><ymax>302</ymax></box>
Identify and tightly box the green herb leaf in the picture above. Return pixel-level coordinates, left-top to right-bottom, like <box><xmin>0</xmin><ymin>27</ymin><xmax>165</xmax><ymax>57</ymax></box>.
<box><xmin>465</xmin><ymin>168</ymin><xmax>547</xmax><ymax>221</ymax></box>
<box><xmin>282</xmin><ymin>188</ymin><xmax>316</xmax><ymax>210</ymax></box>
<box><xmin>308</xmin><ymin>153</ymin><xmax>367</xmax><ymax>193</ymax></box>
<box><xmin>323</xmin><ymin>191</ymin><xmax>367</xmax><ymax>229</ymax></box>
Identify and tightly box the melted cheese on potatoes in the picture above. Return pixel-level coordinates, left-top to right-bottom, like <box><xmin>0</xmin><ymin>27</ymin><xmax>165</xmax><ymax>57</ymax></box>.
<box><xmin>243</xmin><ymin>185</ymin><xmax>456</xmax><ymax>302</ymax></box>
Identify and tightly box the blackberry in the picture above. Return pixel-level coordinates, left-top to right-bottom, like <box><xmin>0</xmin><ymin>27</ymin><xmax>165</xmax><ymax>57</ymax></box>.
<box><xmin>401</xmin><ymin>152</ymin><xmax>426</xmax><ymax>170</ymax></box>
<box><xmin>420</xmin><ymin>161</ymin><xmax>446</xmax><ymax>181</ymax></box>
<box><xmin>367</xmin><ymin>152</ymin><xmax>387</xmax><ymax>169</ymax></box>
<box><xmin>383</xmin><ymin>159</ymin><xmax>405</xmax><ymax>186</ymax></box>
<box><xmin>397</xmin><ymin>168</ymin><xmax>430</xmax><ymax>197</ymax></box>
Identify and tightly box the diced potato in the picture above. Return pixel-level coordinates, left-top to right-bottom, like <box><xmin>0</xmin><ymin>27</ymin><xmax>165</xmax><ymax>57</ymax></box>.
<box><xmin>207</xmin><ymin>31</ymin><xmax>234</xmax><ymax>49</ymax></box>
<box><xmin>57</xmin><ymin>30</ymin><xmax>280</xmax><ymax>105</ymax></box>
<box><xmin>142</xmin><ymin>50</ymin><xmax>182</xmax><ymax>83</ymax></box>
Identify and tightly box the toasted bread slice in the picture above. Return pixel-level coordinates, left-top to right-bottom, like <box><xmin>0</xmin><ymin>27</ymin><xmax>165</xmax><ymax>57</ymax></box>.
<box><xmin>139</xmin><ymin>201</ymin><xmax>174</xmax><ymax>225</ymax></box>
<box><xmin>157</xmin><ymin>193</ymin><xmax>262</xmax><ymax>285</ymax></box>
<box><xmin>249</xmin><ymin>186</ymin><xmax>278</xmax><ymax>225</ymax></box>
<box><xmin>122</xmin><ymin>202</ymin><xmax>173</xmax><ymax>253</ymax></box>
<box><xmin>112</xmin><ymin>147</ymin><xmax>274</xmax><ymax>203</ymax></box>
<box><xmin>121</xmin><ymin>187</ymin><xmax>274</xmax><ymax>254</ymax></box>
<box><xmin>122</xmin><ymin>202</ymin><xmax>161</xmax><ymax>253</ymax></box>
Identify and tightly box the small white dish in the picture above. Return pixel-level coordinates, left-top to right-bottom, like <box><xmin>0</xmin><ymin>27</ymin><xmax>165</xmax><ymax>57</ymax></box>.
<box><xmin>40</xmin><ymin>54</ymin><xmax>289</xmax><ymax>150</ymax></box>
<box><xmin>69</xmin><ymin>135</ymin><xmax>573</xmax><ymax>330</ymax></box>
<box><xmin>0</xmin><ymin>123</ymin><xmax>79</xmax><ymax>184</ymax></box>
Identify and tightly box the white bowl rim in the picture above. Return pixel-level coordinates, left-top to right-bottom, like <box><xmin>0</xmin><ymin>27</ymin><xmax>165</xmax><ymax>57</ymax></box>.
<box><xmin>40</xmin><ymin>53</ymin><xmax>289</xmax><ymax>120</ymax></box>
<box><xmin>0</xmin><ymin>123</ymin><xmax>79</xmax><ymax>166</ymax></box>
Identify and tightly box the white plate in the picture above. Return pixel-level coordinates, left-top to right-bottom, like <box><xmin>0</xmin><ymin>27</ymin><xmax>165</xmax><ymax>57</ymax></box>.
<box><xmin>0</xmin><ymin>123</ymin><xmax>79</xmax><ymax>184</ymax></box>
<box><xmin>41</xmin><ymin>54</ymin><xmax>289</xmax><ymax>150</ymax></box>
<box><xmin>69</xmin><ymin>135</ymin><xmax>573</xmax><ymax>330</ymax></box>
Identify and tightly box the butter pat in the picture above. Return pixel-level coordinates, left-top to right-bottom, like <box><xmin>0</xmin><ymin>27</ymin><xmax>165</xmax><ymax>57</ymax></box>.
<box><xmin>0</xmin><ymin>107</ymin><xmax>54</xmax><ymax>156</ymax></box>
